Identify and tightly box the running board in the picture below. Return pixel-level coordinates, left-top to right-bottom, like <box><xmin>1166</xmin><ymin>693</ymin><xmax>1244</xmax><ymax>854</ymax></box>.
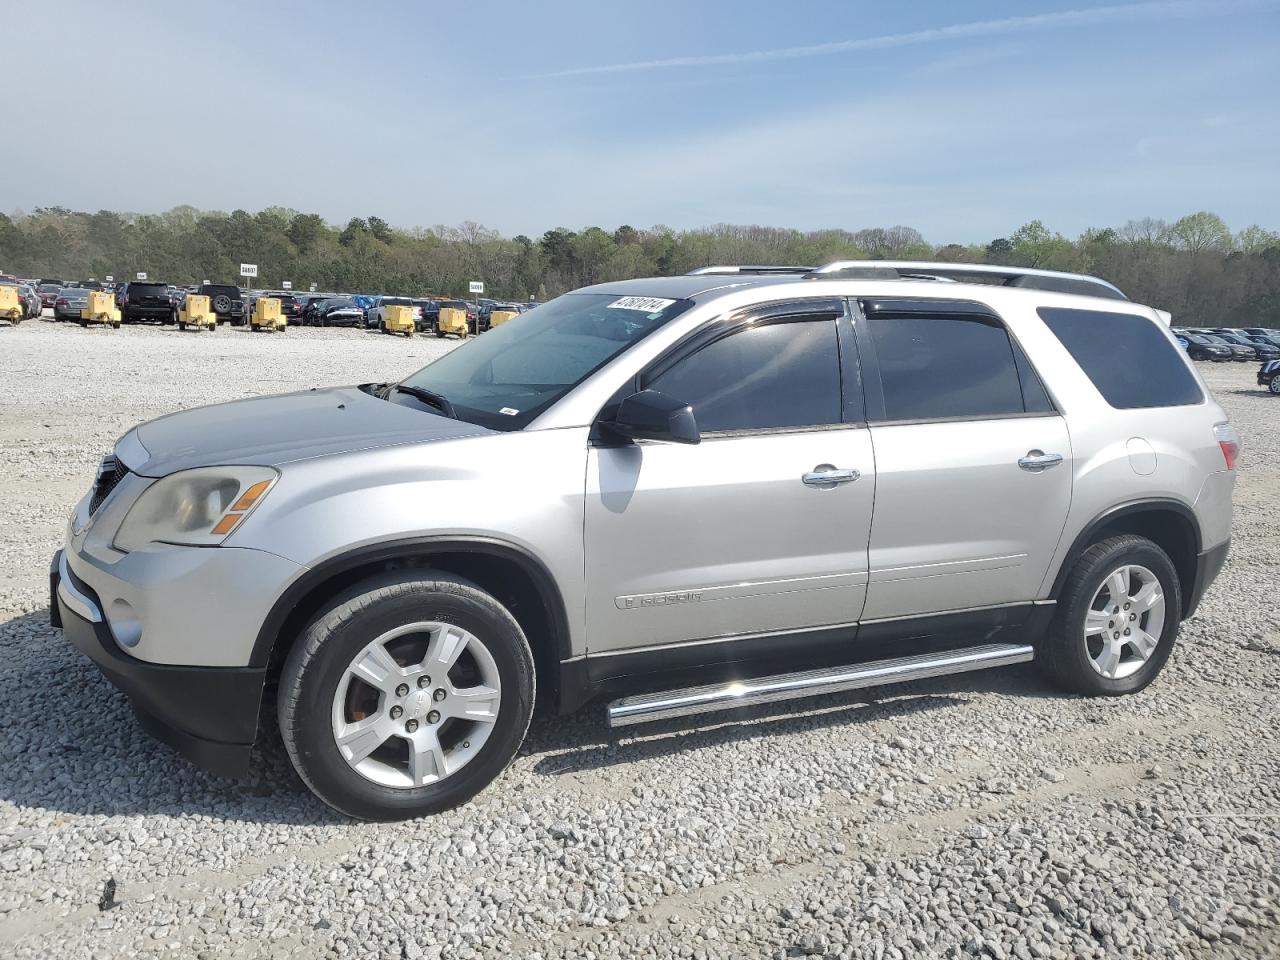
<box><xmin>606</xmin><ymin>642</ymin><xmax>1035</xmax><ymax>728</ymax></box>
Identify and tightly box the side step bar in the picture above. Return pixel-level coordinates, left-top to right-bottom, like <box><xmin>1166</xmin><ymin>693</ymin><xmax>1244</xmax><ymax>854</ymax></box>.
<box><xmin>606</xmin><ymin>642</ymin><xmax>1035</xmax><ymax>728</ymax></box>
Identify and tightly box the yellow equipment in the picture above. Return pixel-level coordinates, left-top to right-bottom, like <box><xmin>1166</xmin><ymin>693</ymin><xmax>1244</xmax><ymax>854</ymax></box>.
<box><xmin>382</xmin><ymin>304</ymin><xmax>415</xmax><ymax>337</ymax></box>
<box><xmin>251</xmin><ymin>297</ymin><xmax>286</xmax><ymax>332</ymax></box>
<box><xmin>80</xmin><ymin>291</ymin><xmax>121</xmax><ymax>328</ymax></box>
<box><xmin>0</xmin><ymin>285</ymin><xmax>22</xmax><ymax>324</ymax></box>
<box><xmin>488</xmin><ymin>307</ymin><xmax>519</xmax><ymax>328</ymax></box>
<box><xmin>436</xmin><ymin>305</ymin><xmax>469</xmax><ymax>339</ymax></box>
<box><xmin>177</xmin><ymin>294</ymin><xmax>217</xmax><ymax>331</ymax></box>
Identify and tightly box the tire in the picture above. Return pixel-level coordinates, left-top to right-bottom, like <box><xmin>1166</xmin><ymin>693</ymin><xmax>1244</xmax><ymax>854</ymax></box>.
<box><xmin>1269</xmin><ymin>373</ymin><xmax>1280</xmax><ymax>395</ymax></box>
<box><xmin>178</xmin><ymin>321</ymin><xmax>186</xmax><ymax>330</ymax></box>
<box><xmin>112</xmin><ymin>322</ymin><xmax>121</xmax><ymax>329</ymax></box>
<box><xmin>435</xmin><ymin>330</ymin><xmax>445</xmax><ymax>339</ymax></box>
<box><xmin>277</xmin><ymin>571</ymin><xmax>536</xmax><ymax>821</ymax></box>
<box><xmin>1040</xmin><ymin>535</ymin><xmax>1181</xmax><ymax>697</ymax></box>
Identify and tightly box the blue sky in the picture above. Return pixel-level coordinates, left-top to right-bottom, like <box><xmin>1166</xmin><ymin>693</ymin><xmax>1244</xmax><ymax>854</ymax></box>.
<box><xmin>8</xmin><ymin>0</ymin><xmax>1280</xmax><ymax>242</ymax></box>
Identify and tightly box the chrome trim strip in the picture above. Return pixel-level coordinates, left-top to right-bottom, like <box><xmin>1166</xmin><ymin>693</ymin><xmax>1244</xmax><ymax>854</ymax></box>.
<box><xmin>590</xmin><ymin>617</ymin><xmax>862</xmax><ymax>659</ymax></box>
<box><xmin>607</xmin><ymin>643</ymin><xmax>1034</xmax><ymax>728</ymax></box>
<box><xmin>868</xmin><ymin>554</ymin><xmax>1027</xmax><ymax>583</ymax></box>
<box><xmin>57</xmin><ymin>553</ymin><xmax>103</xmax><ymax>624</ymax></box>
<box><xmin>615</xmin><ymin>571</ymin><xmax>867</xmax><ymax>611</ymax></box>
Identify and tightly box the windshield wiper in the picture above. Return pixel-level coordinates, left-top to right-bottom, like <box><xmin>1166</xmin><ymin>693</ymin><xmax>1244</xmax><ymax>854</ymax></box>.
<box><xmin>393</xmin><ymin>384</ymin><xmax>458</xmax><ymax>419</ymax></box>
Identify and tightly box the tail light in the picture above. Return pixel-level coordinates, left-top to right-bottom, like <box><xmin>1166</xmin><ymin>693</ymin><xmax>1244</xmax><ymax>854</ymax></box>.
<box><xmin>56</xmin><ymin>298</ymin><xmax>67</xmax><ymax>306</ymax></box>
<box><xmin>1214</xmin><ymin>422</ymin><xmax>1240</xmax><ymax>470</ymax></box>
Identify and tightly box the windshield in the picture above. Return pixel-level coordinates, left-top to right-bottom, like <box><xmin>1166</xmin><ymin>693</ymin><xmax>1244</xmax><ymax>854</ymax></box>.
<box><xmin>399</xmin><ymin>292</ymin><xmax>691</xmax><ymax>430</ymax></box>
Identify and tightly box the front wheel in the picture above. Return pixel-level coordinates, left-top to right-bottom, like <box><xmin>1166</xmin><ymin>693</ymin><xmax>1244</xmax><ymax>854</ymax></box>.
<box><xmin>277</xmin><ymin>572</ymin><xmax>535</xmax><ymax>821</ymax></box>
<box><xmin>1040</xmin><ymin>535</ymin><xmax>1181</xmax><ymax>697</ymax></box>
<box><xmin>1269</xmin><ymin>373</ymin><xmax>1280</xmax><ymax>395</ymax></box>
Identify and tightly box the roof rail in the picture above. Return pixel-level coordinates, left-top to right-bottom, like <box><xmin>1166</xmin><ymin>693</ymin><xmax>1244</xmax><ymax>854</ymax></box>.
<box><xmin>806</xmin><ymin>260</ymin><xmax>1127</xmax><ymax>300</ymax></box>
<box><xmin>686</xmin><ymin>265</ymin><xmax>814</xmax><ymax>276</ymax></box>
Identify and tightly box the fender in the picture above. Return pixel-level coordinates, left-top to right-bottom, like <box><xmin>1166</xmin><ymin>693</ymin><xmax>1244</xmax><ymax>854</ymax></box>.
<box><xmin>249</xmin><ymin>535</ymin><xmax>572</xmax><ymax>668</ymax></box>
<box><xmin>1047</xmin><ymin>497</ymin><xmax>1201</xmax><ymax>600</ymax></box>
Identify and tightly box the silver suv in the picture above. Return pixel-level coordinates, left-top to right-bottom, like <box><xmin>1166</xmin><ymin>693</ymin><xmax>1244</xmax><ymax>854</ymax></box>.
<box><xmin>52</xmin><ymin>261</ymin><xmax>1238</xmax><ymax>820</ymax></box>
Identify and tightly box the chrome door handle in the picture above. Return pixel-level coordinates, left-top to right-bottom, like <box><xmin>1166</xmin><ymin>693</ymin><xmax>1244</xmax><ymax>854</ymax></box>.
<box><xmin>802</xmin><ymin>467</ymin><xmax>860</xmax><ymax>487</ymax></box>
<box><xmin>1018</xmin><ymin>451</ymin><xmax>1064</xmax><ymax>472</ymax></box>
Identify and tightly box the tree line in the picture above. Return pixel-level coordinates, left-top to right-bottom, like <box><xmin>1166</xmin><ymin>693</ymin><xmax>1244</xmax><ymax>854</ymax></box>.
<box><xmin>2</xmin><ymin>206</ymin><xmax>1278</xmax><ymax>325</ymax></box>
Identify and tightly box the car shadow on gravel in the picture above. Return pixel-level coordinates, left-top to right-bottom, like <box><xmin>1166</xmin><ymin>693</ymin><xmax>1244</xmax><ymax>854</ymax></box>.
<box><xmin>526</xmin><ymin>661</ymin><xmax>1054</xmax><ymax>778</ymax></box>
<box><xmin>2</xmin><ymin>606</ymin><xmax>1059</xmax><ymax>821</ymax></box>
<box><xmin>0</xmin><ymin>609</ymin><xmax>344</xmax><ymax>825</ymax></box>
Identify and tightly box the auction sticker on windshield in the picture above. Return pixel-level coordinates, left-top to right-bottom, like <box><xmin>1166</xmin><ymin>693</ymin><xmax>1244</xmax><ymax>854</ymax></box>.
<box><xmin>607</xmin><ymin>296</ymin><xmax>676</xmax><ymax>313</ymax></box>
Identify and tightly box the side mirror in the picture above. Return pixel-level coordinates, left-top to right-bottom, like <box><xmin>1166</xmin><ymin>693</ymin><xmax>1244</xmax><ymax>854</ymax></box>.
<box><xmin>603</xmin><ymin>390</ymin><xmax>700</xmax><ymax>445</ymax></box>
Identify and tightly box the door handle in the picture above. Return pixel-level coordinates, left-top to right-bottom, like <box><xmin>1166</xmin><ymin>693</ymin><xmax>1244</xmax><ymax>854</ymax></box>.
<box><xmin>1018</xmin><ymin>450</ymin><xmax>1064</xmax><ymax>472</ymax></box>
<box><xmin>802</xmin><ymin>466</ymin><xmax>861</xmax><ymax>487</ymax></box>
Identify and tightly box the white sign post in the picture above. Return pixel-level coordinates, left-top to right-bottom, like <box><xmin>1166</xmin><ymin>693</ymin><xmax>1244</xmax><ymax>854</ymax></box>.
<box><xmin>136</xmin><ymin>272</ymin><xmax>147</xmax><ymax>281</ymax></box>
<box><xmin>468</xmin><ymin>281</ymin><xmax>485</xmax><ymax>333</ymax></box>
<box><xmin>281</xmin><ymin>280</ymin><xmax>292</xmax><ymax>291</ymax></box>
<box><xmin>105</xmin><ymin>275</ymin><xmax>114</xmax><ymax>282</ymax></box>
<box><xmin>240</xmin><ymin>263</ymin><xmax>258</xmax><ymax>283</ymax></box>
<box><xmin>309</xmin><ymin>283</ymin><xmax>317</xmax><ymax>292</ymax></box>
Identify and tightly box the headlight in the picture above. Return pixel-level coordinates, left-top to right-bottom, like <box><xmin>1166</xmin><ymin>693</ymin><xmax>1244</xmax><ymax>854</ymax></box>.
<box><xmin>113</xmin><ymin>466</ymin><xmax>278</xmax><ymax>552</ymax></box>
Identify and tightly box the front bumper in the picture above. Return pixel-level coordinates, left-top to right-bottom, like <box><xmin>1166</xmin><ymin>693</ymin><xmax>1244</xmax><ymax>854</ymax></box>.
<box><xmin>51</xmin><ymin>550</ymin><xmax>265</xmax><ymax>777</ymax></box>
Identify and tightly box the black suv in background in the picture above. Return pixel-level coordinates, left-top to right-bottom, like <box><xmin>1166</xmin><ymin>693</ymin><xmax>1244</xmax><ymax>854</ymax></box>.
<box><xmin>200</xmin><ymin>284</ymin><xmax>246</xmax><ymax>325</ymax></box>
<box><xmin>116</xmin><ymin>282</ymin><xmax>174</xmax><ymax>324</ymax></box>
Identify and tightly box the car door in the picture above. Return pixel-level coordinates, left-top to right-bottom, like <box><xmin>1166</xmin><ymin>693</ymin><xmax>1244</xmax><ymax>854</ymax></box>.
<box><xmin>854</xmin><ymin>299</ymin><xmax>1072</xmax><ymax>621</ymax></box>
<box><xmin>584</xmin><ymin>300</ymin><xmax>875</xmax><ymax>657</ymax></box>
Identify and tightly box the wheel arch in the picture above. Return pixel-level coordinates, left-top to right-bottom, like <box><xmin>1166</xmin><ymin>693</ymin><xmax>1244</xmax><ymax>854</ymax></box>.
<box><xmin>1049</xmin><ymin>499</ymin><xmax>1201</xmax><ymax>616</ymax></box>
<box><xmin>252</xmin><ymin>536</ymin><xmax>572</xmax><ymax>709</ymax></box>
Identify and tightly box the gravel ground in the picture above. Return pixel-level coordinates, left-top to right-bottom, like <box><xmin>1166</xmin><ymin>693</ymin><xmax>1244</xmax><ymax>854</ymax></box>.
<box><xmin>0</xmin><ymin>318</ymin><xmax>1277</xmax><ymax>960</ymax></box>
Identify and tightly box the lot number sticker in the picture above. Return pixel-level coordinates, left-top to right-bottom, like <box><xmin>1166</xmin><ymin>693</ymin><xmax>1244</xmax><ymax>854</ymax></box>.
<box><xmin>607</xmin><ymin>296</ymin><xmax>675</xmax><ymax>313</ymax></box>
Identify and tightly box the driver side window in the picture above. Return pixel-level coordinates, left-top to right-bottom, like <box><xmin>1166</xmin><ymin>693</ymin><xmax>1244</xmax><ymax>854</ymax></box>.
<box><xmin>646</xmin><ymin>319</ymin><xmax>842</xmax><ymax>433</ymax></box>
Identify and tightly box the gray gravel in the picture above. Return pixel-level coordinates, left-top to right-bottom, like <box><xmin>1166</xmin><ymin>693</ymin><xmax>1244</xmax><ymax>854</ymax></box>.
<box><xmin>1</xmin><ymin>319</ymin><xmax>1277</xmax><ymax>959</ymax></box>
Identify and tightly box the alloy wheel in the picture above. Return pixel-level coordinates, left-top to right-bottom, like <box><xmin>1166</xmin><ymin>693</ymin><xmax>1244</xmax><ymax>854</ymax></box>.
<box><xmin>330</xmin><ymin>622</ymin><xmax>502</xmax><ymax>789</ymax></box>
<box><xmin>1083</xmin><ymin>564</ymin><xmax>1165</xmax><ymax>679</ymax></box>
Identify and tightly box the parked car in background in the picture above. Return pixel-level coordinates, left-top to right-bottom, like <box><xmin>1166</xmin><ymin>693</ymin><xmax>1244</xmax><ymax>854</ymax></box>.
<box><xmin>37</xmin><ymin>282</ymin><xmax>63</xmax><ymax>311</ymax></box>
<box><xmin>274</xmin><ymin>294</ymin><xmax>302</xmax><ymax>323</ymax></box>
<box><xmin>1245</xmin><ymin>333</ymin><xmax>1280</xmax><ymax>351</ymax></box>
<box><xmin>1258</xmin><ymin>360</ymin><xmax>1280</xmax><ymax>394</ymax></box>
<box><xmin>1182</xmin><ymin>335</ymin><xmax>1233</xmax><ymax>362</ymax></box>
<box><xmin>1211</xmin><ymin>334</ymin><xmax>1262</xmax><ymax>360</ymax></box>
<box><xmin>53</xmin><ymin>287</ymin><xmax>90</xmax><ymax>321</ymax></box>
<box><xmin>1194</xmin><ymin>334</ymin><xmax>1255</xmax><ymax>361</ymax></box>
<box><xmin>199</xmin><ymin>284</ymin><xmax>246</xmax><ymax>325</ymax></box>
<box><xmin>300</xmin><ymin>295</ymin><xmax>331</xmax><ymax>325</ymax></box>
<box><xmin>17</xmin><ymin>284</ymin><xmax>41</xmax><ymax>319</ymax></box>
<box><xmin>1241</xmin><ymin>337</ymin><xmax>1280</xmax><ymax>360</ymax></box>
<box><xmin>413</xmin><ymin>299</ymin><xmax>438</xmax><ymax>333</ymax></box>
<box><xmin>117</xmin><ymin>281</ymin><xmax>175</xmax><ymax>324</ymax></box>
<box><xmin>315</xmin><ymin>298</ymin><xmax>366</xmax><ymax>327</ymax></box>
<box><xmin>367</xmin><ymin>297</ymin><xmax>422</xmax><ymax>331</ymax></box>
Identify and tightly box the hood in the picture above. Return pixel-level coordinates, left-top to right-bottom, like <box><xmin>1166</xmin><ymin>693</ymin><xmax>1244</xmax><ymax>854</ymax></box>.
<box><xmin>122</xmin><ymin>387</ymin><xmax>491</xmax><ymax>477</ymax></box>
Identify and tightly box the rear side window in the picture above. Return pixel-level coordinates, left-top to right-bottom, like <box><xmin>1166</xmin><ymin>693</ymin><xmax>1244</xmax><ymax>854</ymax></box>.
<box><xmin>867</xmin><ymin>314</ymin><xmax>1029</xmax><ymax>421</ymax></box>
<box><xmin>647</xmin><ymin>319</ymin><xmax>841</xmax><ymax>432</ymax></box>
<box><xmin>1038</xmin><ymin>307</ymin><xmax>1203</xmax><ymax>409</ymax></box>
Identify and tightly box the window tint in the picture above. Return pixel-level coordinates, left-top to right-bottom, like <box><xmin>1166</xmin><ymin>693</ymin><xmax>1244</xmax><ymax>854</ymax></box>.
<box><xmin>647</xmin><ymin>320</ymin><xmax>841</xmax><ymax>432</ymax></box>
<box><xmin>1011</xmin><ymin>338</ymin><xmax>1054</xmax><ymax>413</ymax></box>
<box><xmin>1038</xmin><ymin>307</ymin><xmax>1203</xmax><ymax>409</ymax></box>
<box><xmin>868</xmin><ymin>315</ymin><xmax>1026</xmax><ymax>421</ymax></box>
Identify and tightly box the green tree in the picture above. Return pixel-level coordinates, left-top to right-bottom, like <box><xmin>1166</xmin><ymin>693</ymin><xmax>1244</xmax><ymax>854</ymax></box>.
<box><xmin>1169</xmin><ymin>211</ymin><xmax>1231</xmax><ymax>253</ymax></box>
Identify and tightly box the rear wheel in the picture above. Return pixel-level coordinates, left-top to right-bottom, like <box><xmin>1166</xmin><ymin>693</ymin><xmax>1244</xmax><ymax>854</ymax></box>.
<box><xmin>277</xmin><ymin>572</ymin><xmax>535</xmax><ymax>821</ymax></box>
<box><xmin>1041</xmin><ymin>535</ymin><xmax>1181</xmax><ymax>696</ymax></box>
<box><xmin>1269</xmin><ymin>373</ymin><xmax>1280</xmax><ymax>395</ymax></box>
